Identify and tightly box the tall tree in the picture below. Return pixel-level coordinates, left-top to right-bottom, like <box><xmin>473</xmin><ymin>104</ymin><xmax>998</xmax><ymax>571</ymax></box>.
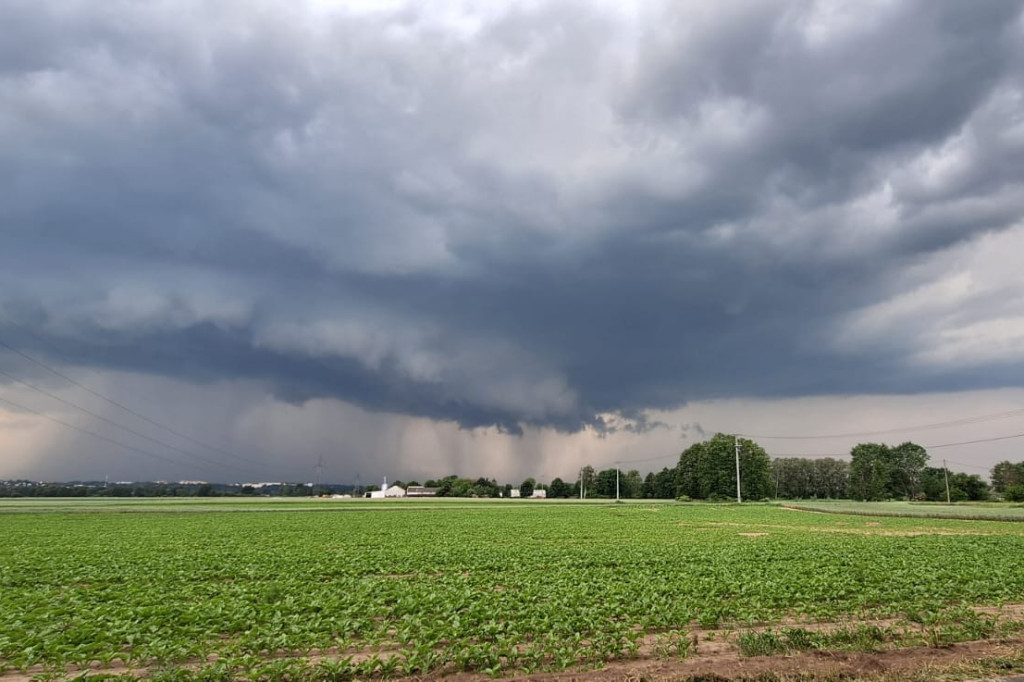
<box><xmin>578</xmin><ymin>465</ymin><xmax>596</xmax><ymax>499</ymax></box>
<box><xmin>623</xmin><ymin>469</ymin><xmax>644</xmax><ymax>499</ymax></box>
<box><xmin>675</xmin><ymin>434</ymin><xmax>771</xmax><ymax>500</ymax></box>
<box><xmin>642</xmin><ymin>467</ymin><xmax>676</xmax><ymax>499</ymax></box>
<box><xmin>991</xmin><ymin>461</ymin><xmax>1024</xmax><ymax>493</ymax></box>
<box><xmin>888</xmin><ymin>442</ymin><xmax>929</xmax><ymax>499</ymax></box>
<box><xmin>849</xmin><ymin>443</ymin><xmax>891</xmax><ymax>501</ymax></box>
<box><xmin>921</xmin><ymin>468</ymin><xmax>990</xmax><ymax>502</ymax></box>
<box><xmin>951</xmin><ymin>472</ymin><xmax>990</xmax><ymax>501</ymax></box>
<box><xmin>520</xmin><ymin>478</ymin><xmax>536</xmax><ymax>498</ymax></box>
<box><xmin>849</xmin><ymin>442</ymin><xmax>929</xmax><ymax>500</ymax></box>
<box><xmin>594</xmin><ymin>468</ymin><xmax>618</xmax><ymax>498</ymax></box>
<box><xmin>548</xmin><ymin>477</ymin><xmax>572</xmax><ymax>498</ymax></box>
<box><xmin>816</xmin><ymin>458</ymin><xmax>850</xmax><ymax>498</ymax></box>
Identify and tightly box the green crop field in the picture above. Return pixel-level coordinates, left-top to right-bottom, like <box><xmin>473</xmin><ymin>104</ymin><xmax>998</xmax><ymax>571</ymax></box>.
<box><xmin>3</xmin><ymin>500</ymin><xmax>1024</xmax><ymax>680</ymax></box>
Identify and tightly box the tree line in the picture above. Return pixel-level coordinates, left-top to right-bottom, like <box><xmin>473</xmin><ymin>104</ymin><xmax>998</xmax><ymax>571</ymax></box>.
<box><xmin>545</xmin><ymin>433</ymin><xmax>992</xmax><ymax>502</ymax></box>
<box><xmin>4</xmin><ymin>438</ymin><xmax>1012</xmax><ymax>502</ymax></box>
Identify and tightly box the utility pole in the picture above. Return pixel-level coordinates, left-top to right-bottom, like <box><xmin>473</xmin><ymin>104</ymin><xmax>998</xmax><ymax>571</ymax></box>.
<box><xmin>943</xmin><ymin>459</ymin><xmax>951</xmax><ymax>504</ymax></box>
<box><xmin>579</xmin><ymin>467</ymin><xmax>584</xmax><ymax>500</ymax></box>
<box><xmin>616</xmin><ymin>466</ymin><xmax>620</xmax><ymax>502</ymax></box>
<box><xmin>314</xmin><ymin>455</ymin><xmax>326</xmax><ymax>496</ymax></box>
<box><xmin>735</xmin><ymin>435</ymin><xmax>742</xmax><ymax>504</ymax></box>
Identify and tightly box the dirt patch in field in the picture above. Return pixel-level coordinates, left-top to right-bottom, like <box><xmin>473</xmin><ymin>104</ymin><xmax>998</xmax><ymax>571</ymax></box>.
<box><xmin>738</xmin><ymin>532</ymin><xmax>768</xmax><ymax>537</ymax></box>
<box><xmin>10</xmin><ymin>638</ymin><xmax>1022</xmax><ymax>682</ymax></box>
<box><xmin>498</xmin><ymin>638</ymin><xmax>1024</xmax><ymax>682</ymax></box>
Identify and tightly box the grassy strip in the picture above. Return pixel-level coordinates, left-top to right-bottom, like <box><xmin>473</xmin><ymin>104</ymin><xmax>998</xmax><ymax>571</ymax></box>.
<box><xmin>781</xmin><ymin>502</ymin><xmax>1024</xmax><ymax>522</ymax></box>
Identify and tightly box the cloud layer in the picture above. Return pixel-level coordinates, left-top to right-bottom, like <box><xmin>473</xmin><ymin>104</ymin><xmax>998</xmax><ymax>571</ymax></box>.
<box><xmin>3</xmin><ymin>0</ymin><xmax>1024</xmax><ymax>440</ymax></box>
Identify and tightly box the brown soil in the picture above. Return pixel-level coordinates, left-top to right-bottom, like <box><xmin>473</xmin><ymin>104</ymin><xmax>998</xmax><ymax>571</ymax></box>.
<box><xmin>5</xmin><ymin>605</ymin><xmax>1024</xmax><ymax>682</ymax></box>
<box><xmin>8</xmin><ymin>638</ymin><xmax>1023</xmax><ymax>682</ymax></box>
<box><xmin>493</xmin><ymin>639</ymin><xmax>1024</xmax><ymax>682</ymax></box>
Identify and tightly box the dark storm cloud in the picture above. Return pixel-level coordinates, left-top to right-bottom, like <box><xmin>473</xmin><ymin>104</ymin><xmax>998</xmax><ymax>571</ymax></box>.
<box><xmin>3</xmin><ymin>0</ymin><xmax>1024</xmax><ymax>433</ymax></box>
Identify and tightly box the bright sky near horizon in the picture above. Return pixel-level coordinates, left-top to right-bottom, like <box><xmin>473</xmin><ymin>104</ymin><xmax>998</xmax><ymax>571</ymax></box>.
<box><xmin>2</xmin><ymin>0</ymin><xmax>1024</xmax><ymax>483</ymax></box>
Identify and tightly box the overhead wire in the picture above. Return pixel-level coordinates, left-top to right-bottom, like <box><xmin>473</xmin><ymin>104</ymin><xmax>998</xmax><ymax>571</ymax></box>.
<box><xmin>943</xmin><ymin>459</ymin><xmax>992</xmax><ymax>472</ymax></box>
<box><xmin>0</xmin><ymin>328</ymin><xmax>267</xmax><ymax>468</ymax></box>
<box><xmin>926</xmin><ymin>432</ymin><xmax>1024</xmax><ymax>450</ymax></box>
<box><xmin>0</xmin><ymin>367</ymin><xmax>262</xmax><ymax>476</ymax></box>
<box><xmin>740</xmin><ymin>407</ymin><xmax>1024</xmax><ymax>440</ymax></box>
<box><xmin>767</xmin><ymin>431</ymin><xmax>1024</xmax><ymax>454</ymax></box>
<box><xmin>615</xmin><ymin>453</ymin><xmax>679</xmax><ymax>465</ymax></box>
<box><xmin>0</xmin><ymin>394</ymin><xmax>226</xmax><ymax>475</ymax></box>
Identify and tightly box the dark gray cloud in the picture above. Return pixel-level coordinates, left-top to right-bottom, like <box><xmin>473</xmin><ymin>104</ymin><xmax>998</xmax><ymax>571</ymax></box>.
<box><xmin>3</xmin><ymin>0</ymin><xmax>1024</xmax><ymax>439</ymax></box>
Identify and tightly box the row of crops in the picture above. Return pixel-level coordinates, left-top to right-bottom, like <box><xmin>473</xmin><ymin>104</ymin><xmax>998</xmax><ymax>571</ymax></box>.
<box><xmin>2</xmin><ymin>501</ymin><xmax>1024</xmax><ymax>678</ymax></box>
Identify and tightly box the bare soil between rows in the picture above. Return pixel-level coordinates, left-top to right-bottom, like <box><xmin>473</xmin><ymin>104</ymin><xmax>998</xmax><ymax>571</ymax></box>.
<box><xmin>5</xmin><ymin>638</ymin><xmax>1024</xmax><ymax>682</ymax></box>
<box><xmin>5</xmin><ymin>605</ymin><xmax>1024</xmax><ymax>682</ymax></box>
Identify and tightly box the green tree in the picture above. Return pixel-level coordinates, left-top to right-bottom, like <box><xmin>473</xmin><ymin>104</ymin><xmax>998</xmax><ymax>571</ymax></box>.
<box><xmin>594</xmin><ymin>468</ymin><xmax>618</xmax><ymax>498</ymax></box>
<box><xmin>951</xmin><ymin>472</ymin><xmax>990</xmax><ymax>501</ymax></box>
<box><xmin>816</xmin><ymin>457</ymin><xmax>850</xmax><ymax>498</ymax></box>
<box><xmin>520</xmin><ymin>478</ymin><xmax>535</xmax><ymax>498</ymax></box>
<box><xmin>1005</xmin><ymin>485</ymin><xmax>1024</xmax><ymax>502</ymax></box>
<box><xmin>991</xmin><ymin>461</ymin><xmax>1024</xmax><ymax>493</ymax></box>
<box><xmin>675</xmin><ymin>434</ymin><xmax>771</xmax><ymax>501</ymax></box>
<box><xmin>849</xmin><ymin>443</ymin><xmax>891</xmax><ymax>501</ymax></box>
<box><xmin>918</xmin><ymin>467</ymin><xmax>989</xmax><ymax>502</ymax></box>
<box><xmin>622</xmin><ymin>469</ymin><xmax>643</xmax><ymax>498</ymax></box>
<box><xmin>578</xmin><ymin>465</ymin><xmax>596</xmax><ymax>499</ymax></box>
<box><xmin>920</xmin><ymin>467</ymin><xmax>948</xmax><ymax>501</ymax></box>
<box><xmin>888</xmin><ymin>442</ymin><xmax>928</xmax><ymax>499</ymax></box>
<box><xmin>647</xmin><ymin>467</ymin><xmax>677</xmax><ymax>498</ymax></box>
<box><xmin>472</xmin><ymin>477</ymin><xmax>500</xmax><ymax>498</ymax></box>
<box><xmin>548</xmin><ymin>477</ymin><xmax>572</xmax><ymax>498</ymax></box>
<box><xmin>849</xmin><ymin>442</ymin><xmax>928</xmax><ymax>500</ymax></box>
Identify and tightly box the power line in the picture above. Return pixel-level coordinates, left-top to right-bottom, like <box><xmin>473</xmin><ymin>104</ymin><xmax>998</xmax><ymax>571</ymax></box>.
<box><xmin>769</xmin><ymin>430</ymin><xmax>1024</xmax><ymax>467</ymax></box>
<box><xmin>740</xmin><ymin>408</ymin><xmax>1024</xmax><ymax>440</ymax></box>
<box><xmin>943</xmin><ymin>459</ymin><xmax>992</xmax><ymax>472</ymax></box>
<box><xmin>0</xmin><ymin>394</ymin><xmax>225</xmax><ymax>475</ymax></box>
<box><xmin>926</xmin><ymin>432</ymin><xmax>1024</xmax><ymax>450</ymax></box>
<box><xmin>771</xmin><ymin>452</ymin><xmax>849</xmax><ymax>458</ymax></box>
<box><xmin>0</xmin><ymin>332</ymin><xmax>264</xmax><ymax>467</ymax></box>
<box><xmin>0</xmin><ymin>368</ymin><xmax>255</xmax><ymax>476</ymax></box>
<box><xmin>614</xmin><ymin>453</ymin><xmax>679</xmax><ymax>465</ymax></box>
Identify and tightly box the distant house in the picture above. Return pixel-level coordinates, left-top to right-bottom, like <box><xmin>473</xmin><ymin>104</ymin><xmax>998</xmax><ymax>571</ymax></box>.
<box><xmin>531</xmin><ymin>489</ymin><xmax>547</xmax><ymax>499</ymax></box>
<box><xmin>406</xmin><ymin>486</ymin><xmax>439</xmax><ymax>497</ymax></box>
<box><xmin>510</xmin><ymin>488</ymin><xmax>521</xmax><ymax>498</ymax></box>
<box><xmin>365</xmin><ymin>477</ymin><xmax>404</xmax><ymax>499</ymax></box>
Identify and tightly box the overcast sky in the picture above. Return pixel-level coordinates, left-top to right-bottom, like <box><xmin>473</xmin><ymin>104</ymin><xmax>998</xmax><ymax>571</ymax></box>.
<box><xmin>3</xmin><ymin>0</ymin><xmax>1024</xmax><ymax>484</ymax></box>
